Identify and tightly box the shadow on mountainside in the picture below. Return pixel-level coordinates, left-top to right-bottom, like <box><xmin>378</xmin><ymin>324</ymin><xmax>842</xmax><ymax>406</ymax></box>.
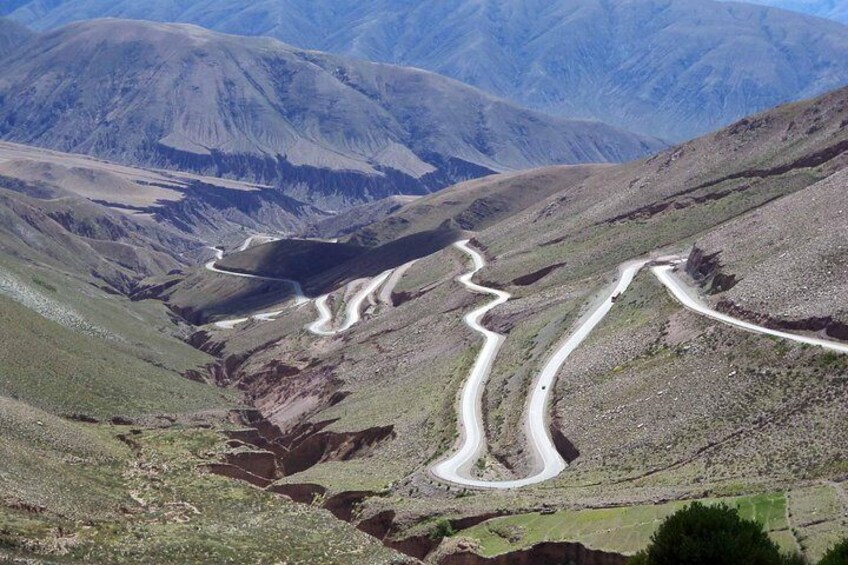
<box><xmin>175</xmin><ymin>227</ymin><xmax>467</xmax><ymax>323</ymax></box>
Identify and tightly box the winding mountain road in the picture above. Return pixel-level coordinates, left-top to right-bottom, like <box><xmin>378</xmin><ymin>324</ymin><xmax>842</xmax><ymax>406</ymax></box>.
<box><xmin>432</xmin><ymin>244</ymin><xmax>848</xmax><ymax>490</ymax></box>
<box><xmin>207</xmin><ymin>238</ymin><xmax>846</xmax><ymax>489</ymax></box>
<box><xmin>308</xmin><ymin>270</ymin><xmax>394</xmax><ymax>336</ymax></box>
<box><xmin>204</xmin><ymin>244</ymin><xmax>308</xmax><ymax>329</ymax></box>
<box><xmin>432</xmin><ymin>241</ymin><xmax>650</xmax><ymax>488</ymax></box>
<box><xmin>379</xmin><ymin>261</ymin><xmax>417</xmax><ymax>305</ymax></box>
<box><xmin>204</xmin><ymin>241</ymin><xmax>395</xmax><ymax>334</ymax></box>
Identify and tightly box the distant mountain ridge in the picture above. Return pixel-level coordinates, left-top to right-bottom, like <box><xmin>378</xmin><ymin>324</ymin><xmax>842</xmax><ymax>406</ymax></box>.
<box><xmin>4</xmin><ymin>0</ymin><xmax>848</xmax><ymax>140</ymax></box>
<box><xmin>717</xmin><ymin>0</ymin><xmax>848</xmax><ymax>23</ymax></box>
<box><xmin>0</xmin><ymin>17</ymin><xmax>32</xmax><ymax>58</ymax></box>
<box><xmin>0</xmin><ymin>18</ymin><xmax>661</xmax><ymax>208</ymax></box>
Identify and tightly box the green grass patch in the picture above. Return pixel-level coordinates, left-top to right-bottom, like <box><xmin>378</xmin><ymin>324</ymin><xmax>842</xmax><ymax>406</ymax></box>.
<box><xmin>457</xmin><ymin>493</ymin><xmax>790</xmax><ymax>557</ymax></box>
<box><xmin>0</xmin><ymin>296</ymin><xmax>237</xmax><ymax>418</ymax></box>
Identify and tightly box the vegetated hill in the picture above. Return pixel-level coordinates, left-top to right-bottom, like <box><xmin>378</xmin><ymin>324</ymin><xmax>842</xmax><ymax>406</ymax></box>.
<box><xmin>361</xmin><ymin>85</ymin><xmax>848</xmax><ymax>302</ymax></box>
<box><xmin>691</xmin><ymin>167</ymin><xmax>848</xmax><ymax>332</ymax></box>
<box><xmin>0</xmin><ymin>255</ymin><xmax>402</xmax><ymax>562</ymax></box>
<box><xmin>717</xmin><ymin>0</ymin><xmax>848</xmax><ymax>23</ymax></box>
<box><xmin>0</xmin><ymin>17</ymin><xmax>31</xmax><ymax>57</ymax></box>
<box><xmin>179</xmin><ymin>86</ymin><xmax>848</xmax><ymax>564</ymax></box>
<box><xmin>0</xmin><ymin>187</ymin><xmax>189</xmax><ymax>292</ymax></box>
<box><xmin>0</xmin><ymin>19</ymin><xmax>661</xmax><ymax>210</ymax></box>
<box><xmin>0</xmin><ymin>157</ymin><xmax>404</xmax><ymax>565</ymax></box>
<box><xmin>0</xmin><ymin>141</ymin><xmax>324</xmax><ymax>242</ymax></box>
<box><xmin>0</xmin><ymin>139</ymin><xmax>336</xmax><ymax>293</ymax></box>
<box><xmin>6</xmin><ymin>1</ymin><xmax>848</xmax><ymax>141</ymax></box>
<box><xmin>476</xmin><ymin>84</ymin><xmax>848</xmax><ymax>303</ymax></box>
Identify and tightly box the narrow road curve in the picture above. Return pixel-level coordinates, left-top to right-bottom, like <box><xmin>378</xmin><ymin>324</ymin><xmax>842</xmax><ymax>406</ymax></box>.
<box><xmin>653</xmin><ymin>265</ymin><xmax>848</xmax><ymax>354</ymax></box>
<box><xmin>204</xmin><ymin>244</ymin><xmax>307</xmax><ymax>329</ymax></box>
<box><xmin>433</xmin><ymin>246</ymin><xmax>848</xmax><ymax>490</ymax></box>
<box><xmin>308</xmin><ymin>270</ymin><xmax>394</xmax><ymax>336</ymax></box>
<box><xmin>378</xmin><ymin>260</ymin><xmax>417</xmax><ymax>306</ymax></box>
<box><xmin>204</xmin><ymin>240</ymin><xmax>399</xmax><ymax>334</ymax></box>
<box><xmin>432</xmin><ymin>240</ymin><xmax>649</xmax><ymax>489</ymax></box>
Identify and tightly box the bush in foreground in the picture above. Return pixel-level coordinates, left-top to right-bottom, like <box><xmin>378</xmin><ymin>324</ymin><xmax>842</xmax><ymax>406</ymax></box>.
<box><xmin>819</xmin><ymin>539</ymin><xmax>848</xmax><ymax>565</ymax></box>
<box><xmin>628</xmin><ymin>502</ymin><xmax>802</xmax><ymax>565</ymax></box>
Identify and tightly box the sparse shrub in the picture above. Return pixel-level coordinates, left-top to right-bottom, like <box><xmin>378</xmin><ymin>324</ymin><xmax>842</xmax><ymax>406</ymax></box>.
<box><xmin>628</xmin><ymin>502</ymin><xmax>803</xmax><ymax>565</ymax></box>
<box><xmin>431</xmin><ymin>518</ymin><xmax>455</xmax><ymax>539</ymax></box>
<box><xmin>31</xmin><ymin>277</ymin><xmax>57</xmax><ymax>293</ymax></box>
<box><xmin>818</xmin><ymin>539</ymin><xmax>848</xmax><ymax>565</ymax></box>
<box><xmin>487</xmin><ymin>522</ymin><xmax>524</xmax><ymax>543</ymax></box>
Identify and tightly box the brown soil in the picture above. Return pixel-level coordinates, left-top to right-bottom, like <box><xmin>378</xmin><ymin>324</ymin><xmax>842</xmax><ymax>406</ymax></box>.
<box><xmin>439</xmin><ymin>541</ymin><xmax>627</xmax><ymax>565</ymax></box>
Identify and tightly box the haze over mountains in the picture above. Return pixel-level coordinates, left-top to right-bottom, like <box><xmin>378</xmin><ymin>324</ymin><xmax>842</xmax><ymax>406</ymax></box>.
<box><xmin>0</xmin><ymin>18</ymin><xmax>660</xmax><ymax>208</ymax></box>
<box><xmin>0</xmin><ymin>16</ymin><xmax>30</xmax><ymax>57</ymax></box>
<box><xmin>4</xmin><ymin>0</ymin><xmax>848</xmax><ymax>140</ymax></box>
<box><xmin>717</xmin><ymin>0</ymin><xmax>848</xmax><ymax>23</ymax></box>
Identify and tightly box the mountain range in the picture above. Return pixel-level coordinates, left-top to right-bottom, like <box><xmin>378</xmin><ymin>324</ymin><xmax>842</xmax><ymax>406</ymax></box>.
<box><xmin>0</xmin><ymin>3</ymin><xmax>847</xmax><ymax>563</ymax></box>
<box><xmin>3</xmin><ymin>0</ymin><xmax>848</xmax><ymax>140</ymax></box>
<box><xmin>717</xmin><ymin>0</ymin><xmax>848</xmax><ymax>23</ymax></box>
<box><xmin>0</xmin><ymin>18</ymin><xmax>660</xmax><ymax>208</ymax></box>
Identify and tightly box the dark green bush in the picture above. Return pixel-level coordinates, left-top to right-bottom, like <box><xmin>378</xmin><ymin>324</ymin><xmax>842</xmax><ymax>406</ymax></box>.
<box><xmin>819</xmin><ymin>539</ymin><xmax>848</xmax><ymax>565</ymax></box>
<box><xmin>627</xmin><ymin>502</ymin><xmax>802</xmax><ymax>565</ymax></box>
<box><xmin>431</xmin><ymin>518</ymin><xmax>455</xmax><ymax>539</ymax></box>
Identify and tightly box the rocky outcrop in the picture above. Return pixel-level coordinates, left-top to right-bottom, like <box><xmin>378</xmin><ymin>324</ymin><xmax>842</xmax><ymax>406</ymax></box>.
<box><xmin>224</xmin><ymin>450</ymin><xmax>281</xmax><ymax>482</ymax></box>
<box><xmin>207</xmin><ymin>411</ymin><xmax>395</xmax><ymax>483</ymax></box>
<box><xmin>439</xmin><ymin>541</ymin><xmax>628</xmax><ymax>565</ymax></box>
<box><xmin>323</xmin><ymin>491</ymin><xmax>379</xmax><ymax>521</ymax></box>
<box><xmin>716</xmin><ymin>300</ymin><xmax>848</xmax><ymax>341</ymax></box>
<box><xmin>685</xmin><ymin>247</ymin><xmax>739</xmax><ymax>294</ymax></box>
<box><xmin>266</xmin><ymin>483</ymin><xmax>327</xmax><ymax>504</ymax></box>
<box><xmin>549</xmin><ymin>427</ymin><xmax>581</xmax><ymax>464</ymax></box>
<box><xmin>389</xmin><ymin>535</ymin><xmax>440</xmax><ymax>561</ymax></box>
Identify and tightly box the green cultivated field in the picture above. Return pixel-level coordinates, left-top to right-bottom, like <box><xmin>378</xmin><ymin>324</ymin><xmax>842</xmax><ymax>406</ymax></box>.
<box><xmin>457</xmin><ymin>493</ymin><xmax>793</xmax><ymax>556</ymax></box>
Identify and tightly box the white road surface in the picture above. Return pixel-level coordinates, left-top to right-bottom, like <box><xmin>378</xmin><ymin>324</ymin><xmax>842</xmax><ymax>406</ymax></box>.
<box><xmin>308</xmin><ymin>270</ymin><xmax>394</xmax><ymax>336</ymax></box>
<box><xmin>378</xmin><ymin>260</ymin><xmax>417</xmax><ymax>305</ymax></box>
<box><xmin>653</xmin><ymin>265</ymin><xmax>848</xmax><ymax>354</ymax></box>
<box><xmin>433</xmin><ymin>247</ymin><xmax>848</xmax><ymax>490</ymax></box>
<box><xmin>204</xmin><ymin>238</ymin><xmax>400</xmax><ymax>334</ymax></box>
<box><xmin>207</xmin><ymin>238</ymin><xmax>847</xmax><ymax>488</ymax></box>
<box><xmin>432</xmin><ymin>240</ymin><xmax>649</xmax><ymax>489</ymax></box>
<box><xmin>204</xmin><ymin>243</ymin><xmax>308</xmax><ymax>329</ymax></box>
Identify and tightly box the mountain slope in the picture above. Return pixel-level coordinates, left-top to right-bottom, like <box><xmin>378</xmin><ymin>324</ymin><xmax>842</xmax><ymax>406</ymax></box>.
<box><xmin>0</xmin><ymin>19</ymin><xmax>660</xmax><ymax>209</ymax></box>
<box><xmin>6</xmin><ymin>0</ymin><xmax>848</xmax><ymax>140</ymax></box>
<box><xmin>718</xmin><ymin>0</ymin><xmax>848</xmax><ymax>23</ymax></box>
<box><xmin>180</xmin><ymin>86</ymin><xmax>848</xmax><ymax>564</ymax></box>
<box><xmin>0</xmin><ymin>141</ymin><xmax>323</xmax><ymax>243</ymax></box>
<box><xmin>0</xmin><ymin>17</ymin><xmax>31</xmax><ymax>57</ymax></box>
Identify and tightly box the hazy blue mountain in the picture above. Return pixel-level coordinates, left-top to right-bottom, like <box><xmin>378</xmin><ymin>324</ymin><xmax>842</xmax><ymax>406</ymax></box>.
<box><xmin>0</xmin><ymin>19</ymin><xmax>661</xmax><ymax>208</ymax></box>
<box><xmin>0</xmin><ymin>18</ymin><xmax>33</xmax><ymax>58</ymax></box>
<box><xmin>5</xmin><ymin>0</ymin><xmax>848</xmax><ymax>140</ymax></box>
<box><xmin>718</xmin><ymin>0</ymin><xmax>848</xmax><ymax>23</ymax></box>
